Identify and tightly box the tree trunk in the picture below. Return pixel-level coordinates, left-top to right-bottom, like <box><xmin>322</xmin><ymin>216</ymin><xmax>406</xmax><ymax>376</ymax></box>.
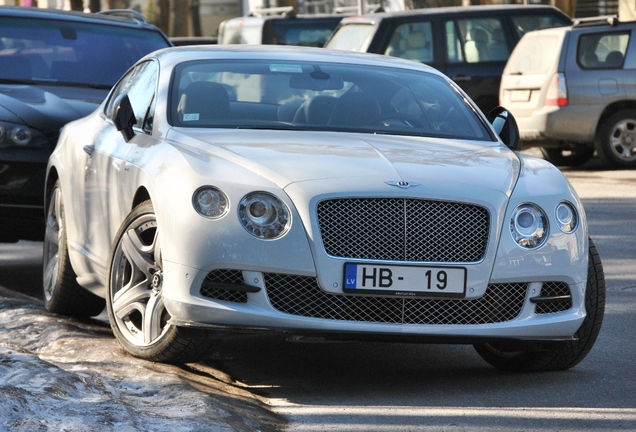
<box><xmin>172</xmin><ymin>0</ymin><xmax>190</xmax><ymax>37</ymax></box>
<box><xmin>191</xmin><ymin>0</ymin><xmax>202</xmax><ymax>37</ymax></box>
<box><xmin>159</xmin><ymin>0</ymin><xmax>171</xmax><ymax>36</ymax></box>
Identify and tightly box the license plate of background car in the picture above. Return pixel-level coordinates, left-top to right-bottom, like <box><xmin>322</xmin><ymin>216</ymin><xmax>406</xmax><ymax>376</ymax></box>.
<box><xmin>343</xmin><ymin>263</ymin><xmax>466</xmax><ymax>298</ymax></box>
<box><xmin>510</xmin><ymin>90</ymin><xmax>531</xmax><ymax>102</ymax></box>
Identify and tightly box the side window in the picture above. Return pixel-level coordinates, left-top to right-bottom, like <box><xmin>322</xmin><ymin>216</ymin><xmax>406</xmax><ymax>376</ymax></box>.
<box><xmin>451</xmin><ymin>18</ymin><xmax>509</xmax><ymax>63</ymax></box>
<box><xmin>384</xmin><ymin>21</ymin><xmax>433</xmax><ymax>63</ymax></box>
<box><xmin>104</xmin><ymin>61</ymin><xmax>159</xmax><ymax>131</ymax></box>
<box><xmin>445</xmin><ymin>21</ymin><xmax>464</xmax><ymax>63</ymax></box>
<box><xmin>577</xmin><ymin>32</ymin><xmax>629</xmax><ymax>69</ymax></box>
<box><xmin>510</xmin><ymin>14</ymin><xmax>571</xmax><ymax>39</ymax></box>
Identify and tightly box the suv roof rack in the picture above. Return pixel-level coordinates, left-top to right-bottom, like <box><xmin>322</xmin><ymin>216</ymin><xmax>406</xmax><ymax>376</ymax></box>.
<box><xmin>573</xmin><ymin>15</ymin><xmax>618</xmax><ymax>27</ymax></box>
<box><xmin>250</xmin><ymin>6</ymin><xmax>296</xmax><ymax>17</ymax></box>
<box><xmin>98</xmin><ymin>9</ymin><xmax>149</xmax><ymax>23</ymax></box>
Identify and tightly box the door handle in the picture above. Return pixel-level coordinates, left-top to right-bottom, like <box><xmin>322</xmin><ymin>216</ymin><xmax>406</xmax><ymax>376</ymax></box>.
<box><xmin>83</xmin><ymin>145</ymin><xmax>95</xmax><ymax>155</ymax></box>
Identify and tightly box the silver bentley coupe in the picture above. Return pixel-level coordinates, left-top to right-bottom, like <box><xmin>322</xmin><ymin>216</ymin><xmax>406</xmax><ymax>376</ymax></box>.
<box><xmin>43</xmin><ymin>45</ymin><xmax>605</xmax><ymax>371</ymax></box>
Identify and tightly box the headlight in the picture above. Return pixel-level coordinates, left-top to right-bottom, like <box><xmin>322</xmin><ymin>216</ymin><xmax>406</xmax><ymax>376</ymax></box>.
<box><xmin>239</xmin><ymin>192</ymin><xmax>290</xmax><ymax>240</ymax></box>
<box><xmin>510</xmin><ymin>203</ymin><xmax>548</xmax><ymax>249</ymax></box>
<box><xmin>192</xmin><ymin>186</ymin><xmax>229</xmax><ymax>219</ymax></box>
<box><xmin>0</xmin><ymin>121</ymin><xmax>47</xmax><ymax>148</ymax></box>
<box><xmin>10</xmin><ymin>126</ymin><xmax>32</xmax><ymax>145</ymax></box>
<box><xmin>555</xmin><ymin>201</ymin><xmax>578</xmax><ymax>233</ymax></box>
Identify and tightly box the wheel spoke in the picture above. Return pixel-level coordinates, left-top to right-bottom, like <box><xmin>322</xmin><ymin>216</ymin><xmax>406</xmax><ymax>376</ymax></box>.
<box><xmin>143</xmin><ymin>292</ymin><xmax>165</xmax><ymax>344</ymax></box>
<box><xmin>121</xmin><ymin>227</ymin><xmax>156</xmax><ymax>278</ymax></box>
<box><xmin>112</xmin><ymin>280</ymin><xmax>151</xmax><ymax>321</ymax></box>
<box><xmin>42</xmin><ymin>255</ymin><xmax>59</xmax><ymax>297</ymax></box>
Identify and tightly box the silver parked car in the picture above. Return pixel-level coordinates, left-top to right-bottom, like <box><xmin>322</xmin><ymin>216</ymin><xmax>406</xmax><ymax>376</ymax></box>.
<box><xmin>500</xmin><ymin>17</ymin><xmax>636</xmax><ymax>168</ymax></box>
<box><xmin>44</xmin><ymin>45</ymin><xmax>604</xmax><ymax>371</ymax></box>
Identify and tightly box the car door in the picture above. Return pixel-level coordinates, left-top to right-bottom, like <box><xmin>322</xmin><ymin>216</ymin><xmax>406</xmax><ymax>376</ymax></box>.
<box><xmin>566</xmin><ymin>29</ymin><xmax>632</xmax><ymax>109</ymax></box>
<box><xmin>441</xmin><ymin>15</ymin><xmax>511</xmax><ymax>114</ymax></box>
<box><xmin>84</xmin><ymin>60</ymin><xmax>159</xmax><ymax>274</ymax></box>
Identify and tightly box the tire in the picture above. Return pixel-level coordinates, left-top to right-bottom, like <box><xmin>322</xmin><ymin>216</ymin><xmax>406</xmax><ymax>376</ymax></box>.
<box><xmin>595</xmin><ymin>109</ymin><xmax>636</xmax><ymax>168</ymax></box>
<box><xmin>42</xmin><ymin>180</ymin><xmax>105</xmax><ymax>318</ymax></box>
<box><xmin>106</xmin><ymin>200</ymin><xmax>215</xmax><ymax>363</ymax></box>
<box><xmin>540</xmin><ymin>146</ymin><xmax>595</xmax><ymax>167</ymax></box>
<box><xmin>474</xmin><ymin>238</ymin><xmax>605</xmax><ymax>372</ymax></box>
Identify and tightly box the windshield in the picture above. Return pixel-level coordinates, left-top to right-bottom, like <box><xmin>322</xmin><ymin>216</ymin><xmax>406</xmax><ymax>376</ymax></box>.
<box><xmin>170</xmin><ymin>59</ymin><xmax>492</xmax><ymax>141</ymax></box>
<box><xmin>0</xmin><ymin>17</ymin><xmax>169</xmax><ymax>87</ymax></box>
<box><xmin>505</xmin><ymin>33</ymin><xmax>563</xmax><ymax>75</ymax></box>
<box><xmin>325</xmin><ymin>24</ymin><xmax>375</xmax><ymax>52</ymax></box>
<box><xmin>272</xmin><ymin>18</ymin><xmax>342</xmax><ymax>47</ymax></box>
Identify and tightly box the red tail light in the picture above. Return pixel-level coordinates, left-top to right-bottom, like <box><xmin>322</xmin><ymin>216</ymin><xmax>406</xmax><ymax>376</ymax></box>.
<box><xmin>545</xmin><ymin>73</ymin><xmax>568</xmax><ymax>107</ymax></box>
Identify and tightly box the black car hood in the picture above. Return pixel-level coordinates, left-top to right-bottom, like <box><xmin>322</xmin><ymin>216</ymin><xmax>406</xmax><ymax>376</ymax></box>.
<box><xmin>0</xmin><ymin>83</ymin><xmax>108</xmax><ymax>136</ymax></box>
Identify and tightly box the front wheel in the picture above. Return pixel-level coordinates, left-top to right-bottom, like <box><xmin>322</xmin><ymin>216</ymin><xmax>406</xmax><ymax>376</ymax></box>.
<box><xmin>474</xmin><ymin>238</ymin><xmax>605</xmax><ymax>372</ymax></box>
<box><xmin>42</xmin><ymin>180</ymin><xmax>105</xmax><ymax>318</ymax></box>
<box><xmin>106</xmin><ymin>200</ymin><xmax>214</xmax><ymax>363</ymax></box>
<box><xmin>595</xmin><ymin>110</ymin><xmax>636</xmax><ymax>168</ymax></box>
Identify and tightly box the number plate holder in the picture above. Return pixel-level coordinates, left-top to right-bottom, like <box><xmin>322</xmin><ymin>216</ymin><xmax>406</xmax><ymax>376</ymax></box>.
<box><xmin>510</xmin><ymin>89</ymin><xmax>531</xmax><ymax>102</ymax></box>
<box><xmin>343</xmin><ymin>263</ymin><xmax>466</xmax><ymax>298</ymax></box>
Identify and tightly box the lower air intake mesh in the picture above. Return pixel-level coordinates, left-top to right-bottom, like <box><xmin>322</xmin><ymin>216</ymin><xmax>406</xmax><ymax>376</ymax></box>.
<box><xmin>265</xmin><ymin>273</ymin><xmax>527</xmax><ymax>325</ymax></box>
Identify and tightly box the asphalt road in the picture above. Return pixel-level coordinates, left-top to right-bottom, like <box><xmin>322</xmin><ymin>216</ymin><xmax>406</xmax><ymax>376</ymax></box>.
<box><xmin>1</xmin><ymin>153</ymin><xmax>635</xmax><ymax>431</ymax></box>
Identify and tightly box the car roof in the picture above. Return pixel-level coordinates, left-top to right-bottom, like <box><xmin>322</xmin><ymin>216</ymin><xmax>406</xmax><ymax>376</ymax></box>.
<box><xmin>151</xmin><ymin>44</ymin><xmax>442</xmax><ymax>73</ymax></box>
<box><xmin>223</xmin><ymin>13</ymin><xmax>348</xmax><ymax>23</ymax></box>
<box><xmin>339</xmin><ymin>4</ymin><xmax>567</xmax><ymax>23</ymax></box>
<box><xmin>0</xmin><ymin>5</ymin><xmax>162</xmax><ymax>31</ymax></box>
<box><xmin>521</xmin><ymin>16</ymin><xmax>632</xmax><ymax>37</ymax></box>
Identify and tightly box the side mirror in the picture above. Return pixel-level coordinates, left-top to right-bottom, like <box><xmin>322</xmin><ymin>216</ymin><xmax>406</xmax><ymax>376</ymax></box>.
<box><xmin>487</xmin><ymin>106</ymin><xmax>520</xmax><ymax>150</ymax></box>
<box><xmin>112</xmin><ymin>93</ymin><xmax>136</xmax><ymax>142</ymax></box>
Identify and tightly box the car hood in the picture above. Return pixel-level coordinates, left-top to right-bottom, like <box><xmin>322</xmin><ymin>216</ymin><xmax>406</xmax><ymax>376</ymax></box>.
<box><xmin>0</xmin><ymin>84</ymin><xmax>107</xmax><ymax>135</ymax></box>
<box><xmin>169</xmin><ymin>129</ymin><xmax>520</xmax><ymax>199</ymax></box>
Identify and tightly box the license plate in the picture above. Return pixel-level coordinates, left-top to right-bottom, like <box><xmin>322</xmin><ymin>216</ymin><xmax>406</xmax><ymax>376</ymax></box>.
<box><xmin>510</xmin><ymin>90</ymin><xmax>531</xmax><ymax>102</ymax></box>
<box><xmin>343</xmin><ymin>263</ymin><xmax>466</xmax><ymax>298</ymax></box>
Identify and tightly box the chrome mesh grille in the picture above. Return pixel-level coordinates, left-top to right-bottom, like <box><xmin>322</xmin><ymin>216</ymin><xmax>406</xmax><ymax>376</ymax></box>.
<box><xmin>317</xmin><ymin>198</ymin><xmax>489</xmax><ymax>262</ymax></box>
<box><xmin>200</xmin><ymin>269</ymin><xmax>248</xmax><ymax>303</ymax></box>
<box><xmin>265</xmin><ymin>273</ymin><xmax>527</xmax><ymax>325</ymax></box>
<box><xmin>535</xmin><ymin>282</ymin><xmax>572</xmax><ymax>314</ymax></box>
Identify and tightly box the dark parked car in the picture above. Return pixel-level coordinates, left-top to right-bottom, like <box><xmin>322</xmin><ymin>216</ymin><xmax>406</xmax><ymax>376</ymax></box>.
<box><xmin>218</xmin><ymin>8</ymin><xmax>346</xmax><ymax>47</ymax></box>
<box><xmin>325</xmin><ymin>5</ymin><xmax>571</xmax><ymax>113</ymax></box>
<box><xmin>0</xmin><ymin>6</ymin><xmax>171</xmax><ymax>242</ymax></box>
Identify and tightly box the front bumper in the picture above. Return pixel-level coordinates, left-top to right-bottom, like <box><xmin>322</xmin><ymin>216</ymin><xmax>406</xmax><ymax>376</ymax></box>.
<box><xmin>162</xmin><ymin>261</ymin><xmax>586</xmax><ymax>343</ymax></box>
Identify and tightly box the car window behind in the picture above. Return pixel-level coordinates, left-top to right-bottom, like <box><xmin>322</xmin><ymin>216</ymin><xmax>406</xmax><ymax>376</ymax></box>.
<box><xmin>170</xmin><ymin>59</ymin><xmax>492</xmax><ymax>141</ymax></box>
<box><xmin>384</xmin><ymin>22</ymin><xmax>433</xmax><ymax>63</ymax></box>
<box><xmin>220</xmin><ymin>19</ymin><xmax>262</xmax><ymax>44</ymax></box>
<box><xmin>510</xmin><ymin>14</ymin><xmax>571</xmax><ymax>39</ymax></box>
<box><xmin>325</xmin><ymin>24</ymin><xmax>375</xmax><ymax>51</ymax></box>
<box><xmin>0</xmin><ymin>17</ymin><xmax>168</xmax><ymax>87</ymax></box>
<box><xmin>273</xmin><ymin>19</ymin><xmax>341</xmax><ymax>47</ymax></box>
<box><xmin>505</xmin><ymin>33</ymin><xmax>562</xmax><ymax>75</ymax></box>
<box><xmin>447</xmin><ymin>17</ymin><xmax>508</xmax><ymax>64</ymax></box>
<box><xmin>577</xmin><ymin>31</ymin><xmax>629</xmax><ymax>69</ymax></box>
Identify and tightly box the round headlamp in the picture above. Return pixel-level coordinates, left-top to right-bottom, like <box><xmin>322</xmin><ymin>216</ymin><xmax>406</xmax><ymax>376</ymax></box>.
<box><xmin>10</xmin><ymin>126</ymin><xmax>32</xmax><ymax>146</ymax></box>
<box><xmin>192</xmin><ymin>186</ymin><xmax>229</xmax><ymax>219</ymax></box>
<box><xmin>510</xmin><ymin>203</ymin><xmax>548</xmax><ymax>249</ymax></box>
<box><xmin>239</xmin><ymin>192</ymin><xmax>290</xmax><ymax>240</ymax></box>
<box><xmin>555</xmin><ymin>201</ymin><xmax>578</xmax><ymax>233</ymax></box>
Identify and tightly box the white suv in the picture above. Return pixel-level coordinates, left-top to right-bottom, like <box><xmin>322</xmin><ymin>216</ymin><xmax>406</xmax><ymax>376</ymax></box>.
<box><xmin>500</xmin><ymin>17</ymin><xmax>636</xmax><ymax>168</ymax></box>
